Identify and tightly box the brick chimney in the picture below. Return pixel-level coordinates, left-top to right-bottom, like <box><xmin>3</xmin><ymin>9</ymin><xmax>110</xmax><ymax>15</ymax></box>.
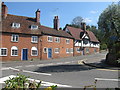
<box><xmin>35</xmin><ymin>9</ymin><xmax>40</xmax><ymax>23</ymax></box>
<box><xmin>2</xmin><ymin>2</ymin><xmax>8</xmax><ymax>19</ymax></box>
<box><xmin>53</xmin><ymin>16</ymin><xmax>59</xmax><ymax>30</ymax></box>
<box><xmin>81</xmin><ymin>22</ymin><xmax>86</xmax><ymax>31</ymax></box>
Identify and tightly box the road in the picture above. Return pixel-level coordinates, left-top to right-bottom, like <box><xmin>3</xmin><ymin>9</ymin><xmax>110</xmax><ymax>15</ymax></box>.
<box><xmin>0</xmin><ymin>52</ymin><xmax>119</xmax><ymax>89</ymax></box>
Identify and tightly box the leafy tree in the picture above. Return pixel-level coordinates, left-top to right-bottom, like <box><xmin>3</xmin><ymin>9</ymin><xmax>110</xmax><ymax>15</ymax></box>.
<box><xmin>98</xmin><ymin>2</ymin><xmax>120</xmax><ymax>66</ymax></box>
<box><xmin>71</xmin><ymin>16</ymin><xmax>83</xmax><ymax>28</ymax></box>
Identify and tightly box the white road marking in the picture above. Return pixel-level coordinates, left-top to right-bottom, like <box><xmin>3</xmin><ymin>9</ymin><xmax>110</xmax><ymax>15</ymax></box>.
<box><xmin>9</xmin><ymin>67</ymin><xmax>51</xmax><ymax>76</ymax></box>
<box><xmin>14</xmin><ymin>66</ymin><xmax>22</xmax><ymax>68</ymax></box>
<box><xmin>0</xmin><ymin>67</ymin><xmax>10</xmax><ymax>71</ymax></box>
<box><xmin>0</xmin><ymin>75</ymin><xmax>72</xmax><ymax>87</ymax></box>
<box><xmin>36</xmin><ymin>64</ymin><xmax>45</xmax><ymax>67</ymax></box>
<box><xmin>64</xmin><ymin>62</ymin><xmax>71</xmax><ymax>64</ymax></box>
<box><xmin>25</xmin><ymin>65</ymin><xmax>35</xmax><ymax>67</ymax></box>
<box><xmin>95</xmin><ymin>78</ymin><xmax>120</xmax><ymax>82</ymax></box>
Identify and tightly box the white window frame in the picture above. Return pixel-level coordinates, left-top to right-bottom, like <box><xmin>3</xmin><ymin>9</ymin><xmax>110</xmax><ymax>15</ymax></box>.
<box><xmin>12</xmin><ymin>23</ymin><xmax>20</xmax><ymax>28</ymax></box>
<box><xmin>31</xmin><ymin>36</ymin><xmax>38</xmax><ymax>43</ymax></box>
<box><xmin>43</xmin><ymin>47</ymin><xmax>47</xmax><ymax>53</ymax></box>
<box><xmin>66</xmin><ymin>39</ymin><xmax>70</xmax><ymax>44</ymax></box>
<box><xmin>11</xmin><ymin>34</ymin><xmax>19</xmax><ymax>42</ymax></box>
<box><xmin>66</xmin><ymin>48</ymin><xmax>69</xmax><ymax>54</ymax></box>
<box><xmin>31</xmin><ymin>47</ymin><xmax>38</xmax><ymax>56</ymax></box>
<box><xmin>31</xmin><ymin>25</ymin><xmax>38</xmax><ymax>30</ymax></box>
<box><xmin>0</xmin><ymin>48</ymin><xmax>7</xmax><ymax>56</ymax></box>
<box><xmin>11</xmin><ymin>46</ymin><xmax>18</xmax><ymax>56</ymax></box>
<box><xmin>47</xmin><ymin>36</ymin><xmax>53</xmax><ymax>42</ymax></box>
<box><xmin>70</xmin><ymin>48</ymin><xmax>73</xmax><ymax>53</ymax></box>
<box><xmin>55</xmin><ymin>37</ymin><xmax>60</xmax><ymax>43</ymax></box>
<box><xmin>54</xmin><ymin>48</ymin><xmax>60</xmax><ymax>54</ymax></box>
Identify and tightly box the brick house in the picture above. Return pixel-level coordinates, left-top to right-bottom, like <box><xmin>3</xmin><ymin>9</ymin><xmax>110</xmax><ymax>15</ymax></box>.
<box><xmin>0</xmin><ymin>2</ymin><xmax>74</xmax><ymax>61</ymax></box>
<box><xmin>64</xmin><ymin>23</ymin><xmax>100</xmax><ymax>56</ymax></box>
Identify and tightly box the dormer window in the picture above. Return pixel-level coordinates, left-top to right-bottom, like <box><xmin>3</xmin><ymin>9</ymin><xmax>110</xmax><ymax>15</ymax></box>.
<box><xmin>31</xmin><ymin>25</ymin><xmax>38</xmax><ymax>30</ymax></box>
<box><xmin>12</xmin><ymin>23</ymin><xmax>20</xmax><ymax>28</ymax></box>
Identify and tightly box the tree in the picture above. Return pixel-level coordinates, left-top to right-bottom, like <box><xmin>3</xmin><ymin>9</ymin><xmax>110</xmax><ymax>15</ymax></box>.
<box><xmin>71</xmin><ymin>16</ymin><xmax>83</xmax><ymax>28</ymax></box>
<box><xmin>98</xmin><ymin>2</ymin><xmax>120</xmax><ymax>66</ymax></box>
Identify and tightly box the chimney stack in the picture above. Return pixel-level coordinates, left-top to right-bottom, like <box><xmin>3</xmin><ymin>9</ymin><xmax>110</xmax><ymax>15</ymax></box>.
<box><xmin>81</xmin><ymin>22</ymin><xmax>86</xmax><ymax>31</ymax></box>
<box><xmin>53</xmin><ymin>16</ymin><xmax>59</xmax><ymax>30</ymax></box>
<box><xmin>2</xmin><ymin>2</ymin><xmax>8</xmax><ymax>19</ymax></box>
<box><xmin>35</xmin><ymin>9</ymin><xmax>40</xmax><ymax>23</ymax></box>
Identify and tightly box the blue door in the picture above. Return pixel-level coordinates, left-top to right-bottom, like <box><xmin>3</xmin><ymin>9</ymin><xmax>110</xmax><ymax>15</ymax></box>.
<box><xmin>48</xmin><ymin>48</ymin><xmax>52</xmax><ymax>59</ymax></box>
<box><xmin>22</xmin><ymin>49</ymin><xmax>28</xmax><ymax>60</ymax></box>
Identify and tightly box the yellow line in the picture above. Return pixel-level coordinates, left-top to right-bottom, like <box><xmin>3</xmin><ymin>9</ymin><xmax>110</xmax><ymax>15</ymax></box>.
<box><xmin>96</xmin><ymin>68</ymin><xmax>120</xmax><ymax>72</ymax></box>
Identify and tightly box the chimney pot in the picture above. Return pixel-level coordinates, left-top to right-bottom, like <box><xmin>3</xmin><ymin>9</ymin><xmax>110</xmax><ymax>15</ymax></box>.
<box><xmin>35</xmin><ymin>9</ymin><xmax>40</xmax><ymax>23</ymax></box>
<box><xmin>53</xmin><ymin>16</ymin><xmax>59</xmax><ymax>30</ymax></box>
<box><xmin>2</xmin><ymin>2</ymin><xmax>8</xmax><ymax>19</ymax></box>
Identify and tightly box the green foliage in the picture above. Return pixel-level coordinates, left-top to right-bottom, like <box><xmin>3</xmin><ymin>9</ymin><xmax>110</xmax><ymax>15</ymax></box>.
<box><xmin>100</xmin><ymin>44</ymin><xmax>107</xmax><ymax>50</ymax></box>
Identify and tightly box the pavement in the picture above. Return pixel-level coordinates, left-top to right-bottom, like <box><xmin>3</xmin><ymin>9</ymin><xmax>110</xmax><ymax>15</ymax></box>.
<box><xmin>82</xmin><ymin>55</ymin><xmax>120</xmax><ymax>70</ymax></box>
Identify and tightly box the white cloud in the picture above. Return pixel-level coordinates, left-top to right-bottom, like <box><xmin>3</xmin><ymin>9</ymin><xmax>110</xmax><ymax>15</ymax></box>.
<box><xmin>83</xmin><ymin>18</ymin><xmax>92</xmax><ymax>23</ymax></box>
<box><xmin>90</xmin><ymin>10</ymin><xmax>98</xmax><ymax>14</ymax></box>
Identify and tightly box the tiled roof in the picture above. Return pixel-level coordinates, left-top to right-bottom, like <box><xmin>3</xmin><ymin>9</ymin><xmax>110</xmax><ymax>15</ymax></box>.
<box><xmin>66</xmin><ymin>26</ymin><xmax>99</xmax><ymax>42</ymax></box>
<box><xmin>2</xmin><ymin>14</ymin><xmax>73</xmax><ymax>39</ymax></box>
<box><xmin>66</xmin><ymin>26</ymin><xmax>84</xmax><ymax>40</ymax></box>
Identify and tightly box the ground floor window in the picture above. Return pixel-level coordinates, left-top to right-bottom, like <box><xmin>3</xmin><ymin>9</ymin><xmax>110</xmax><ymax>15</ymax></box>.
<box><xmin>76</xmin><ymin>48</ymin><xmax>80</xmax><ymax>53</ymax></box>
<box><xmin>11</xmin><ymin>46</ymin><xmax>18</xmax><ymax>56</ymax></box>
<box><xmin>66</xmin><ymin>48</ymin><xmax>69</xmax><ymax>53</ymax></box>
<box><xmin>70</xmin><ymin>48</ymin><xmax>73</xmax><ymax>53</ymax></box>
<box><xmin>54</xmin><ymin>48</ymin><xmax>60</xmax><ymax>53</ymax></box>
<box><xmin>86</xmin><ymin>48</ymin><xmax>89</xmax><ymax>53</ymax></box>
<box><xmin>31</xmin><ymin>47</ymin><xmax>38</xmax><ymax>56</ymax></box>
<box><xmin>43</xmin><ymin>47</ymin><xmax>47</xmax><ymax>53</ymax></box>
<box><xmin>0</xmin><ymin>48</ymin><xmax>7</xmax><ymax>56</ymax></box>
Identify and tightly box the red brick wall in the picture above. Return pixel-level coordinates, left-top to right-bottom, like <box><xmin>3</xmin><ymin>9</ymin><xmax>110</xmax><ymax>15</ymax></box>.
<box><xmin>41</xmin><ymin>35</ymin><xmax>74</xmax><ymax>60</ymax></box>
<box><xmin>74</xmin><ymin>46</ymin><xmax>99</xmax><ymax>56</ymax></box>
<box><xmin>1</xmin><ymin>33</ymin><xmax>41</xmax><ymax>61</ymax></box>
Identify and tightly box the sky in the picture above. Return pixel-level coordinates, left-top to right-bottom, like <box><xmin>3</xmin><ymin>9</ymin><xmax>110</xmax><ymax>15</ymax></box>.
<box><xmin>5</xmin><ymin>2</ymin><xmax>113</xmax><ymax>29</ymax></box>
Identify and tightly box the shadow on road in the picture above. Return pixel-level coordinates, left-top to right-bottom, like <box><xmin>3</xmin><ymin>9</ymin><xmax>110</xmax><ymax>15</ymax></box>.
<box><xmin>34</xmin><ymin>64</ymin><xmax>95</xmax><ymax>73</ymax></box>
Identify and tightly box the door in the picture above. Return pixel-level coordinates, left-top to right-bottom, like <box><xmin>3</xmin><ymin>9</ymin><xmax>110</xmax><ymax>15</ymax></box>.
<box><xmin>48</xmin><ymin>48</ymin><xmax>52</xmax><ymax>59</ymax></box>
<box><xmin>22</xmin><ymin>49</ymin><xmax>28</xmax><ymax>60</ymax></box>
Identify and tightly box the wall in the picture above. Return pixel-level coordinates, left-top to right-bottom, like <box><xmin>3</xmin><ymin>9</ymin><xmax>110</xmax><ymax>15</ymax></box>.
<box><xmin>41</xmin><ymin>35</ymin><xmax>74</xmax><ymax>60</ymax></box>
<box><xmin>1</xmin><ymin>33</ymin><xmax>41</xmax><ymax>61</ymax></box>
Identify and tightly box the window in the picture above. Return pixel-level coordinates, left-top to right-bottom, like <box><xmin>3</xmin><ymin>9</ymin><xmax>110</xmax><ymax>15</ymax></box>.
<box><xmin>55</xmin><ymin>37</ymin><xmax>60</xmax><ymax>43</ymax></box>
<box><xmin>86</xmin><ymin>48</ymin><xmax>89</xmax><ymax>53</ymax></box>
<box><xmin>31</xmin><ymin>25</ymin><xmax>38</xmax><ymax>30</ymax></box>
<box><xmin>12</xmin><ymin>23</ymin><xmax>20</xmax><ymax>28</ymax></box>
<box><xmin>11</xmin><ymin>34</ymin><xmax>19</xmax><ymax>42</ymax></box>
<box><xmin>66</xmin><ymin>48</ymin><xmax>69</xmax><ymax>53</ymax></box>
<box><xmin>66</xmin><ymin>39</ymin><xmax>70</xmax><ymax>44</ymax></box>
<box><xmin>43</xmin><ymin>47</ymin><xmax>47</xmax><ymax>53</ymax></box>
<box><xmin>11</xmin><ymin>46</ymin><xmax>18</xmax><ymax>56</ymax></box>
<box><xmin>31</xmin><ymin>47</ymin><xmax>38</xmax><ymax>56</ymax></box>
<box><xmin>76</xmin><ymin>48</ymin><xmax>80</xmax><ymax>53</ymax></box>
<box><xmin>0</xmin><ymin>48</ymin><xmax>7</xmax><ymax>56</ymax></box>
<box><xmin>70</xmin><ymin>48</ymin><xmax>73</xmax><ymax>53</ymax></box>
<box><xmin>31</xmin><ymin>36</ymin><xmax>38</xmax><ymax>43</ymax></box>
<box><xmin>54</xmin><ymin>48</ymin><xmax>60</xmax><ymax>53</ymax></box>
<box><xmin>48</xmin><ymin>36</ymin><xmax>53</xmax><ymax>42</ymax></box>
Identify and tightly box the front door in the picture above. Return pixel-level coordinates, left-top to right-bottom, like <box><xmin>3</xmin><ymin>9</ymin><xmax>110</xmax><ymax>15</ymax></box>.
<box><xmin>22</xmin><ymin>49</ymin><xmax>28</xmax><ymax>60</ymax></box>
<box><xmin>48</xmin><ymin>48</ymin><xmax>52</xmax><ymax>59</ymax></box>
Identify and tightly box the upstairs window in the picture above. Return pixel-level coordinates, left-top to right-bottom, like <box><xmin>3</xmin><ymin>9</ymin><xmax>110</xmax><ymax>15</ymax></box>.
<box><xmin>12</xmin><ymin>23</ymin><xmax>20</xmax><ymax>28</ymax></box>
<box><xmin>48</xmin><ymin>36</ymin><xmax>53</xmax><ymax>42</ymax></box>
<box><xmin>0</xmin><ymin>48</ymin><xmax>7</xmax><ymax>56</ymax></box>
<box><xmin>31</xmin><ymin>25</ymin><xmax>38</xmax><ymax>30</ymax></box>
<box><xmin>31</xmin><ymin>36</ymin><xmax>38</xmax><ymax>43</ymax></box>
<box><xmin>55</xmin><ymin>37</ymin><xmax>60</xmax><ymax>43</ymax></box>
<box><xmin>66</xmin><ymin>39</ymin><xmax>70</xmax><ymax>44</ymax></box>
<box><xmin>11</xmin><ymin>34</ymin><xmax>19</xmax><ymax>42</ymax></box>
